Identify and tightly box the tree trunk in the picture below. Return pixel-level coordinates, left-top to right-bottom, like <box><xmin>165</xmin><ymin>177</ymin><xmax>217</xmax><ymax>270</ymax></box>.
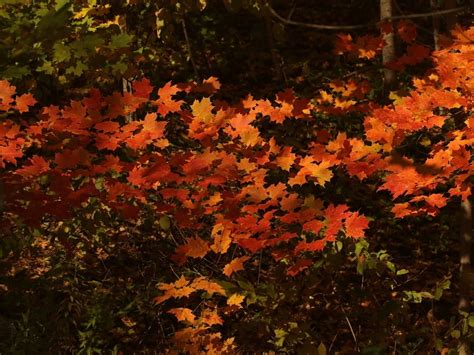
<box><xmin>380</xmin><ymin>0</ymin><xmax>396</xmax><ymax>89</ymax></box>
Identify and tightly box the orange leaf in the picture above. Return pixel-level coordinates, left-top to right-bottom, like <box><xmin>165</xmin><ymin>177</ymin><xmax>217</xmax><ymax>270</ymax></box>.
<box><xmin>223</xmin><ymin>256</ymin><xmax>250</xmax><ymax>277</ymax></box>
<box><xmin>182</xmin><ymin>237</ymin><xmax>210</xmax><ymax>259</ymax></box>
<box><xmin>191</xmin><ymin>97</ymin><xmax>214</xmax><ymax>124</ymax></box>
<box><xmin>191</xmin><ymin>277</ymin><xmax>226</xmax><ymax>296</ymax></box>
<box><xmin>168</xmin><ymin>308</ymin><xmax>196</xmax><ymax>324</ymax></box>
<box><xmin>15</xmin><ymin>93</ymin><xmax>37</xmax><ymax>113</ymax></box>
<box><xmin>344</xmin><ymin>212</ymin><xmax>369</xmax><ymax>239</ymax></box>
<box><xmin>200</xmin><ymin>309</ymin><xmax>223</xmax><ymax>326</ymax></box>
<box><xmin>210</xmin><ymin>223</ymin><xmax>232</xmax><ymax>254</ymax></box>
<box><xmin>0</xmin><ymin>80</ymin><xmax>16</xmax><ymax>109</ymax></box>
<box><xmin>275</xmin><ymin>146</ymin><xmax>296</xmax><ymax>171</ymax></box>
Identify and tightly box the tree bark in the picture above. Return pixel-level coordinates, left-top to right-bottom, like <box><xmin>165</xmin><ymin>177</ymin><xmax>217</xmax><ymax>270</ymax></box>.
<box><xmin>380</xmin><ymin>0</ymin><xmax>396</xmax><ymax>89</ymax></box>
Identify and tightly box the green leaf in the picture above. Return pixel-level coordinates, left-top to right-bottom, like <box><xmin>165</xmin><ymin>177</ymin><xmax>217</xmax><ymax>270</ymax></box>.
<box><xmin>434</xmin><ymin>279</ymin><xmax>450</xmax><ymax>300</ymax></box>
<box><xmin>355</xmin><ymin>239</ymin><xmax>368</xmax><ymax>257</ymax></box>
<box><xmin>450</xmin><ymin>329</ymin><xmax>460</xmax><ymax>339</ymax></box>
<box><xmin>55</xmin><ymin>0</ymin><xmax>70</xmax><ymax>11</ymax></box>
<box><xmin>317</xmin><ymin>342</ymin><xmax>327</xmax><ymax>355</ymax></box>
<box><xmin>274</xmin><ymin>328</ymin><xmax>287</xmax><ymax>347</ymax></box>
<box><xmin>159</xmin><ymin>215</ymin><xmax>170</xmax><ymax>230</ymax></box>
<box><xmin>396</xmin><ymin>269</ymin><xmax>409</xmax><ymax>276</ymax></box>
<box><xmin>53</xmin><ymin>42</ymin><xmax>72</xmax><ymax>62</ymax></box>
<box><xmin>109</xmin><ymin>33</ymin><xmax>133</xmax><ymax>49</ymax></box>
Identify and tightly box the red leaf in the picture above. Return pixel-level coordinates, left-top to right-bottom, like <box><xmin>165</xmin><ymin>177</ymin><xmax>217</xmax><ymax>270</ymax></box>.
<box><xmin>344</xmin><ymin>212</ymin><xmax>369</xmax><ymax>239</ymax></box>
<box><xmin>287</xmin><ymin>259</ymin><xmax>313</xmax><ymax>276</ymax></box>
<box><xmin>16</xmin><ymin>156</ymin><xmax>49</xmax><ymax>177</ymax></box>
<box><xmin>132</xmin><ymin>78</ymin><xmax>153</xmax><ymax>98</ymax></box>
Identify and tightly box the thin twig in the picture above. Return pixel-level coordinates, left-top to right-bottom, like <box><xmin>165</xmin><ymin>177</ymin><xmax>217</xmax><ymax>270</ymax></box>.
<box><xmin>386</xmin><ymin>6</ymin><xmax>469</xmax><ymax>20</ymax></box>
<box><xmin>257</xmin><ymin>250</ymin><xmax>263</xmax><ymax>285</ymax></box>
<box><xmin>328</xmin><ymin>331</ymin><xmax>339</xmax><ymax>353</ymax></box>
<box><xmin>287</xmin><ymin>0</ymin><xmax>296</xmax><ymax>21</ymax></box>
<box><xmin>341</xmin><ymin>306</ymin><xmax>359</xmax><ymax>351</ymax></box>
<box><xmin>265</xmin><ymin>2</ymin><xmax>469</xmax><ymax>31</ymax></box>
<box><xmin>265</xmin><ymin>2</ymin><xmax>368</xmax><ymax>30</ymax></box>
<box><xmin>181</xmin><ymin>18</ymin><xmax>200</xmax><ymax>81</ymax></box>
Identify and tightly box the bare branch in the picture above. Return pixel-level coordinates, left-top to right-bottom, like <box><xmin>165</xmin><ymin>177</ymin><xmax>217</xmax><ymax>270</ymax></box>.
<box><xmin>264</xmin><ymin>2</ymin><xmax>368</xmax><ymax>30</ymax></box>
<box><xmin>387</xmin><ymin>5</ymin><xmax>469</xmax><ymax>20</ymax></box>
<box><xmin>264</xmin><ymin>2</ymin><xmax>469</xmax><ymax>31</ymax></box>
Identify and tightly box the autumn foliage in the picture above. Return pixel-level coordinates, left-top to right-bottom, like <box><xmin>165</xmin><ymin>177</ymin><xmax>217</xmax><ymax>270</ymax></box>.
<box><xmin>0</xmin><ymin>4</ymin><xmax>473</xmax><ymax>351</ymax></box>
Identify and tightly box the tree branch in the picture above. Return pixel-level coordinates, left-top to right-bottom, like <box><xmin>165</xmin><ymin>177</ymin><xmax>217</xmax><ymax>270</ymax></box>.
<box><xmin>386</xmin><ymin>5</ymin><xmax>469</xmax><ymax>21</ymax></box>
<box><xmin>264</xmin><ymin>2</ymin><xmax>469</xmax><ymax>31</ymax></box>
<box><xmin>264</xmin><ymin>2</ymin><xmax>368</xmax><ymax>30</ymax></box>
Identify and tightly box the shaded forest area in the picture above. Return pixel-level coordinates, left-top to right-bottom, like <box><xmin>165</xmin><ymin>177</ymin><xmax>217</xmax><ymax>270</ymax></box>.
<box><xmin>0</xmin><ymin>0</ymin><xmax>473</xmax><ymax>353</ymax></box>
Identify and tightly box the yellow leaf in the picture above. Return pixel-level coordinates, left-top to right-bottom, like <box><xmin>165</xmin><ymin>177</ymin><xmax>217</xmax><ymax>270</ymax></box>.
<box><xmin>227</xmin><ymin>293</ymin><xmax>245</xmax><ymax>307</ymax></box>
<box><xmin>305</xmin><ymin>161</ymin><xmax>333</xmax><ymax>186</ymax></box>
<box><xmin>191</xmin><ymin>97</ymin><xmax>214</xmax><ymax>124</ymax></box>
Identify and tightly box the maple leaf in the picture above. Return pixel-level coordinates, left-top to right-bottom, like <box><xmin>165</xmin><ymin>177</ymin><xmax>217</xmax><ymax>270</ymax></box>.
<box><xmin>155</xmin><ymin>276</ymin><xmax>195</xmax><ymax>304</ymax></box>
<box><xmin>391</xmin><ymin>202</ymin><xmax>413</xmax><ymax>218</ymax></box>
<box><xmin>206</xmin><ymin>192</ymin><xmax>223</xmax><ymax>207</ymax></box>
<box><xmin>275</xmin><ymin>146</ymin><xmax>296</xmax><ymax>171</ymax></box>
<box><xmin>287</xmin><ymin>258</ymin><xmax>313</xmax><ymax>276</ymax></box>
<box><xmin>210</xmin><ymin>223</ymin><xmax>232</xmax><ymax>254</ymax></box>
<box><xmin>295</xmin><ymin>240</ymin><xmax>326</xmax><ymax>254</ymax></box>
<box><xmin>0</xmin><ymin>142</ymin><xmax>24</xmax><ymax>166</ymax></box>
<box><xmin>356</xmin><ymin>35</ymin><xmax>385</xmax><ymax>59</ymax></box>
<box><xmin>304</xmin><ymin>160</ymin><xmax>334</xmax><ymax>186</ymax></box>
<box><xmin>302</xmin><ymin>220</ymin><xmax>324</xmax><ymax>234</ymax></box>
<box><xmin>132</xmin><ymin>78</ymin><xmax>153</xmax><ymax>98</ymax></box>
<box><xmin>168</xmin><ymin>308</ymin><xmax>196</xmax><ymax>324</ymax></box>
<box><xmin>397</xmin><ymin>20</ymin><xmax>417</xmax><ymax>43</ymax></box>
<box><xmin>54</xmin><ymin>148</ymin><xmax>92</xmax><ymax>170</ymax></box>
<box><xmin>191</xmin><ymin>277</ymin><xmax>226</xmax><ymax>296</ymax></box>
<box><xmin>15</xmin><ymin>93</ymin><xmax>37</xmax><ymax>113</ymax></box>
<box><xmin>16</xmin><ymin>156</ymin><xmax>49</xmax><ymax>177</ymax></box>
<box><xmin>155</xmin><ymin>81</ymin><xmax>184</xmax><ymax>116</ymax></box>
<box><xmin>182</xmin><ymin>237</ymin><xmax>210</xmax><ymax>259</ymax></box>
<box><xmin>223</xmin><ymin>256</ymin><xmax>250</xmax><ymax>277</ymax></box>
<box><xmin>94</xmin><ymin>120</ymin><xmax>120</xmax><ymax>133</ymax></box>
<box><xmin>344</xmin><ymin>212</ymin><xmax>369</xmax><ymax>239</ymax></box>
<box><xmin>228</xmin><ymin>114</ymin><xmax>261</xmax><ymax>147</ymax></box>
<box><xmin>196</xmin><ymin>76</ymin><xmax>221</xmax><ymax>94</ymax></box>
<box><xmin>334</xmin><ymin>34</ymin><xmax>355</xmax><ymax>55</ymax></box>
<box><xmin>200</xmin><ymin>309</ymin><xmax>223</xmax><ymax>326</ymax></box>
<box><xmin>0</xmin><ymin>80</ymin><xmax>16</xmax><ymax>110</ymax></box>
<box><xmin>227</xmin><ymin>294</ymin><xmax>245</xmax><ymax>308</ymax></box>
<box><xmin>191</xmin><ymin>97</ymin><xmax>214</xmax><ymax>124</ymax></box>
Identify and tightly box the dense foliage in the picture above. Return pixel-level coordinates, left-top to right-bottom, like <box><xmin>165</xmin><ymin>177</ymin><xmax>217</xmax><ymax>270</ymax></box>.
<box><xmin>0</xmin><ymin>0</ymin><xmax>473</xmax><ymax>353</ymax></box>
